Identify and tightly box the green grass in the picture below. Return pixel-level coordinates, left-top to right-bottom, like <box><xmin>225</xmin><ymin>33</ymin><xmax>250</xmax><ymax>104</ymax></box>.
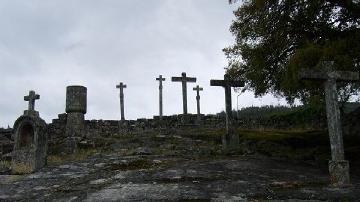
<box><xmin>0</xmin><ymin>160</ymin><xmax>11</xmax><ymax>169</ymax></box>
<box><xmin>47</xmin><ymin>148</ymin><xmax>104</xmax><ymax>165</ymax></box>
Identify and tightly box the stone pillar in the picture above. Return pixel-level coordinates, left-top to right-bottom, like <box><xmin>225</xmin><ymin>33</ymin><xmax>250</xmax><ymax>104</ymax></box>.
<box><xmin>120</xmin><ymin>87</ymin><xmax>125</xmax><ymax>121</ymax></box>
<box><xmin>193</xmin><ymin>85</ymin><xmax>203</xmax><ymax>123</ymax></box>
<box><xmin>210</xmin><ymin>75</ymin><xmax>244</xmax><ymax>150</ymax></box>
<box><xmin>324</xmin><ymin>79</ymin><xmax>349</xmax><ymax>185</ymax></box>
<box><xmin>65</xmin><ymin>86</ymin><xmax>87</xmax><ymax>153</ymax></box>
<box><xmin>182</xmin><ymin>78</ymin><xmax>188</xmax><ymax>115</ymax></box>
<box><xmin>299</xmin><ymin>62</ymin><xmax>359</xmax><ymax>186</ymax></box>
<box><xmin>224</xmin><ymin>86</ymin><xmax>237</xmax><ymax>149</ymax></box>
<box><xmin>171</xmin><ymin>72</ymin><xmax>196</xmax><ymax>117</ymax></box>
<box><xmin>196</xmin><ymin>94</ymin><xmax>200</xmax><ymax>121</ymax></box>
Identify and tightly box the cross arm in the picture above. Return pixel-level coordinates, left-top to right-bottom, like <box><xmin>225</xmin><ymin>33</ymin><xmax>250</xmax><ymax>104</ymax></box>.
<box><xmin>185</xmin><ymin>77</ymin><xmax>196</xmax><ymax>82</ymax></box>
<box><xmin>171</xmin><ymin>77</ymin><xmax>182</xmax><ymax>82</ymax></box>
<box><xmin>210</xmin><ymin>80</ymin><xmax>245</xmax><ymax>87</ymax></box>
<box><xmin>210</xmin><ymin>80</ymin><xmax>225</xmax><ymax>87</ymax></box>
<box><xmin>299</xmin><ymin>69</ymin><xmax>359</xmax><ymax>81</ymax></box>
<box><xmin>193</xmin><ymin>87</ymin><xmax>203</xmax><ymax>91</ymax></box>
<box><xmin>172</xmin><ymin>77</ymin><xmax>196</xmax><ymax>82</ymax></box>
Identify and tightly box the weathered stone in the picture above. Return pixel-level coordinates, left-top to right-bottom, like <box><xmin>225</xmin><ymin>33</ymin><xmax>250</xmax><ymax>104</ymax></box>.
<box><xmin>66</xmin><ymin>86</ymin><xmax>87</xmax><ymax>114</ymax></box>
<box><xmin>24</xmin><ymin>90</ymin><xmax>40</xmax><ymax>117</ymax></box>
<box><xmin>12</xmin><ymin>114</ymin><xmax>47</xmax><ymax>174</ymax></box>
<box><xmin>171</xmin><ymin>72</ymin><xmax>196</xmax><ymax>115</ymax></box>
<box><xmin>156</xmin><ymin>75</ymin><xmax>166</xmax><ymax>120</ymax></box>
<box><xmin>193</xmin><ymin>85</ymin><xmax>203</xmax><ymax>123</ymax></box>
<box><xmin>329</xmin><ymin>160</ymin><xmax>350</xmax><ymax>186</ymax></box>
<box><xmin>210</xmin><ymin>74</ymin><xmax>245</xmax><ymax>150</ymax></box>
<box><xmin>299</xmin><ymin>61</ymin><xmax>359</xmax><ymax>186</ymax></box>
<box><xmin>116</xmin><ymin>82</ymin><xmax>127</xmax><ymax>121</ymax></box>
<box><xmin>65</xmin><ymin>86</ymin><xmax>87</xmax><ymax>153</ymax></box>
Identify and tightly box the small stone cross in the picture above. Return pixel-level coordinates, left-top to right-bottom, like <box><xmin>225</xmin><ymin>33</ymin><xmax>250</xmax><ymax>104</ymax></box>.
<box><xmin>116</xmin><ymin>82</ymin><xmax>127</xmax><ymax>121</ymax></box>
<box><xmin>156</xmin><ymin>75</ymin><xmax>166</xmax><ymax>119</ymax></box>
<box><xmin>24</xmin><ymin>90</ymin><xmax>40</xmax><ymax>111</ymax></box>
<box><xmin>193</xmin><ymin>85</ymin><xmax>203</xmax><ymax>122</ymax></box>
<box><xmin>210</xmin><ymin>74</ymin><xmax>245</xmax><ymax>149</ymax></box>
<box><xmin>299</xmin><ymin>61</ymin><xmax>359</xmax><ymax>186</ymax></box>
<box><xmin>171</xmin><ymin>72</ymin><xmax>196</xmax><ymax>115</ymax></box>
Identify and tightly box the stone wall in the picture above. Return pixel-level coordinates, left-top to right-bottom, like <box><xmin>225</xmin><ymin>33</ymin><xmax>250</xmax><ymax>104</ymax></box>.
<box><xmin>46</xmin><ymin>112</ymin><xmax>326</xmax><ymax>141</ymax></box>
<box><xmin>2</xmin><ymin>109</ymin><xmax>356</xmax><ymax>156</ymax></box>
<box><xmin>0</xmin><ymin>128</ymin><xmax>14</xmax><ymax>160</ymax></box>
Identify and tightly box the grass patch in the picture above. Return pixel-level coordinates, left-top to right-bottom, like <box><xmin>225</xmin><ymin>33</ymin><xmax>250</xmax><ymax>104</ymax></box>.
<box><xmin>238</xmin><ymin>129</ymin><xmax>331</xmax><ymax>150</ymax></box>
<box><xmin>47</xmin><ymin>148</ymin><xmax>103</xmax><ymax>165</ymax></box>
<box><xmin>0</xmin><ymin>160</ymin><xmax>11</xmax><ymax>169</ymax></box>
<box><xmin>11</xmin><ymin>162</ymin><xmax>33</xmax><ymax>174</ymax></box>
<box><xmin>178</xmin><ymin>128</ymin><xmax>224</xmax><ymax>143</ymax></box>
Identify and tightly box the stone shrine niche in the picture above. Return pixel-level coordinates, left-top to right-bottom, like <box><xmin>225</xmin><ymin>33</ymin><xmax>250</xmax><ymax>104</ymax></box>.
<box><xmin>12</xmin><ymin>115</ymin><xmax>47</xmax><ymax>174</ymax></box>
<box><xmin>19</xmin><ymin>123</ymin><xmax>34</xmax><ymax>148</ymax></box>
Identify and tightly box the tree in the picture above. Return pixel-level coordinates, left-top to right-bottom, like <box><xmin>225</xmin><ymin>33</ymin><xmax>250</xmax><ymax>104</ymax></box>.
<box><xmin>224</xmin><ymin>0</ymin><xmax>360</xmax><ymax>105</ymax></box>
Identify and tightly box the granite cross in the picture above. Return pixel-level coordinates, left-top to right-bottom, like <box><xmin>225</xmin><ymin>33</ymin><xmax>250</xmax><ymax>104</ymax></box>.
<box><xmin>171</xmin><ymin>72</ymin><xmax>196</xmax><ymax>115</ymax></box>
<box><xmin>116</xmin><ymin>82</ymin><xmax>127</xmax><ymax>121</ymax></box>
<box><xmin>156</xmin><ymin>75</ymin><xmax>166</xmax><ymax>120</ymax></box>
<box><xmin>210</xmin><ymin>75</ymin><xmax>245</xmax><ymax>149</ymax></box>
<box><xmin>24</xmin><ymin>90</ymin><xmax>40</xmax><ymax>111</ymax></box>
<box><xmin>299</xmin><ymin>61</ymin><xmax>359</xmax><ymax>186</ymax></box>
<box><xmin>193</xmin><ymin>85</ymin><xmax>203</xmax><ymax>122</ymax></box>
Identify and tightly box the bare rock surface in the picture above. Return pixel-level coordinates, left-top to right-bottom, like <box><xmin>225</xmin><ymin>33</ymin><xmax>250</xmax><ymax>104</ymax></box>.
<box><xmin>1</xmin><ymin>130</ymin><xmax>360</xmax><ymax>201</ymax></box>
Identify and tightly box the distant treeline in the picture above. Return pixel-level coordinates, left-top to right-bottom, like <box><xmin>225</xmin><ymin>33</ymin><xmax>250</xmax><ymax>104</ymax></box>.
<box><xmin>217</xmin><ymin>105</ymin><xmax>310</xmax><ymax>120</ymax></box>
<box><xmin>216</xmin><ymin>103</ymin><xmax>360</xmax><ymax>124</ymax></box>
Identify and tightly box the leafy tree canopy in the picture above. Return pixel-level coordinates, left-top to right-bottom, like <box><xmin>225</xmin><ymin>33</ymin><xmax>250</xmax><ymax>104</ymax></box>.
<box><xmin>224</xmin><ymin>0</ymin><xmax>360</xmax><ymax>105</ymax></box>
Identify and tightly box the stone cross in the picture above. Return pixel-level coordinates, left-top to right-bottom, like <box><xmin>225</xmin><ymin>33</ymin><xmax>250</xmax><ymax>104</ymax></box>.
<box><xmin>24</xmin><ymin>90</ymin><xmax>40</xmax><ymax>111</ymax></box>
<box><xmin>210</xmin><ymin>75</ymin><xmax>245</xmax><ymax>149</ymax></box>
<box><xmin>116</xmin><ymin>82</ymin><xmax>127</xmax><ymax>121</ymax></box>
<box><xmin>299</xmin><ymin>61</ymin><xmax>359</xmax><ymax>186</ymax></box>
<box><xmin>171</xmin><ymin>72</ymin><xmax>196</xmax><ymax>115</ymax></box>
<box><xmin>156</xmin><ymin>75</ymin><xmax>166</xmax><ymax>120</ymax></box>
<box><xmin>193</xmin><ymin>85</ymin><xmax>203</xmax><ymax>122</ymax></box>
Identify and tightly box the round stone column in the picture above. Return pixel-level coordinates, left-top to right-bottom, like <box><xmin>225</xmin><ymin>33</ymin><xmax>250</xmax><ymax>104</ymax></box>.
<box><xmin>65</xmin><ymin>86</ymin><xmax>87</xmax><ymax>153</ymax></box>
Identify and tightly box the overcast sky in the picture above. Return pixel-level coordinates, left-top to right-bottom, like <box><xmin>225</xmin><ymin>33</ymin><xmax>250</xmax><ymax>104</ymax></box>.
<box><xmin>0</xmin><ymin>0</ymin><xmax>286</xmax><ymax>127</ymax></box>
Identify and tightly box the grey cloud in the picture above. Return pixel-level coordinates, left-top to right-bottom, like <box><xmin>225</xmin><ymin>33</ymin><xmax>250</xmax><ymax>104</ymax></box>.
<box><xmin>0</xmin><ymin>0</ymin><xmax>286</xmax><ymax>127</ymax></box>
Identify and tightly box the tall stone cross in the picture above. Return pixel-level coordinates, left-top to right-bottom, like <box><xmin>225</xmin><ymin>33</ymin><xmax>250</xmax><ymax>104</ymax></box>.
<box><xmin>116</xmin><ymin>82</ymin><xmax>127</xmax><ymax>121</ymax></box>
<box><xmin>24</xmin><ymin>90</ymin><xmax>40</xmax><ymax>111</ymax></box>
<box><xmin>193</xmin><ymin>85</ymin><xmax>203</xmax><ymax>122</ymax></box>
<box><xmin>299</xmin><ymin>61</ymin><xmax>359</xmax><ymax>186</ymax></box>
<box><xmin>211</xmin><ymin>75</ymin><xmax>245</xmax><ymax>149</ymax></box>
<box><xmin>171</xmin><ymin>72</ymin><xmax>196</xmax><ymax>115</ymax></box>
<box><xmin>156</xmin><ymin>75</ymin><xmax>166</xmax><ymax>120</ymax></box>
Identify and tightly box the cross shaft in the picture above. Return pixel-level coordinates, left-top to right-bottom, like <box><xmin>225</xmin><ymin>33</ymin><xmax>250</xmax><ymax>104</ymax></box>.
<box><xmin>116</xmin><ymin>82</ymin><xmax>127</xmax><ymax>121</ymax></box>
<box><xmin>156</xmin><ymin>75</ymin><xmax>166</xmax><ymax>119</ymax></box>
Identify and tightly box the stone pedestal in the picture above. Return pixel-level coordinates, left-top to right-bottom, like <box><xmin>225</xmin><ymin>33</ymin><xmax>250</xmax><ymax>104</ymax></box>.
<box><xmin>11</xmin><ymin>114</ymin><xmax>47</xmax><ymax>174</ymax></box>
<box><xmin>329</xmin><ymin>160</ymin><xmax>350</xmax><ymax>186</ymax></box>
<box><xmin>66</xmin><ymin>112</ymin><xmax>85</xmax><ymax>137</ymax></box>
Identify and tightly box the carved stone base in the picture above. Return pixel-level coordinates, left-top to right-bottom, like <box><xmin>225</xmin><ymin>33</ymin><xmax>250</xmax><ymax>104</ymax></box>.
<box><xmin>329</xmin><ymin>160</ymin><xmax>350</xmax><ymax>186</ymax></box>
<box><xmin>222</xmin><ymin>128</ymin><xmax>239</xmax><ymax>152</ymax></box>
<box><xmin>23</xmin><ymin>110</ymin><xmax>39</xmax><ymax>117</ymax></box>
